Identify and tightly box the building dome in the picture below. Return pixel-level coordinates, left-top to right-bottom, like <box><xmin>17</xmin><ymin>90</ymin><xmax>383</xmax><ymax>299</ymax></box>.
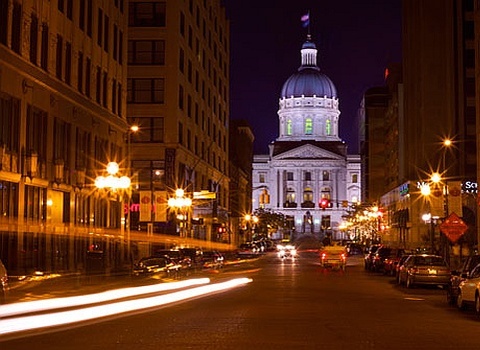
<box><xmin>280</xmin><ymin>37</ymin><xmax>337</xmax><ymax>99</ymax></box>
<box><xmin>281</xmin><ymin>69</ymin><xmax>337</xmax><ymax>98</ymax></box>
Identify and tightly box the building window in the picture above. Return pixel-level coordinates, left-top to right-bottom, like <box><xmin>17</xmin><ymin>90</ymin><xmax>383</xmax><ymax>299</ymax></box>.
<box><xmin>129</xmin><ymin>117</ymin><xmax>164</xmax><ymax>143</ymax></box>
<box><xmin>11</xmin><ymin>2</ymin><xmax>22</xmax><ymax>54</ymax></box>
<box><xmin>303</xmin><ymin>187</ymin><xmax>313</xmax><ymax>202</ymax></box>
<box><xmin>30</xmin><ymin>15</ymin><xmax>39</xmax><ymax>64</ymax></box>
<box><xmin>322</xmin><ymin>171</ymin><xmax>330</xmax><ymax>181</ymax></box>
<box><xmin>128</xmin><ymin>40</ymin><xmax>165</xmax><ymax>65</ymax></box>
<box><xmin>85</xmin><ymin>57</ymin><xmax>91</xmax><ymax>97</ymax></box>
<box><xmin>287</xmin><ymin>119</ymin><xmax>292</xmax><ymax>135</ymax></box>
<box><xmin>24</xmin><ymin>185</ymin><xmax>47</xmax><ymax>221</ymax></box>
<box><xmin>178</xmin><ymin>122</ymin><xmax>184</xmax><ymax>145</ymax></box>
<box><xmin>97</xmin><ymin>8</ymin><xmax>103</xmax><ymax>47</ymax></box>
<box><xmin>0</xmin><ymin>181</ymin><xmax>18</xmax><ymax>218</ymax></box>
<box><xmin>178</xmin><ymin>84</ymin><xmax>184</xmax><ymax>109</ymax></box>
<box><xmin>129</xmin><ymin>2</ymin><xmax>166</xmax><ymax>27</ymax></box>
<box><xmin>40</xmin><ymin>23</ymin><xmax>49</xmax><ymax>71</ymax></box>
<box><xmin>286</xmin><ymin>188</ymin><xmax>296</xmax><ymax>203</ymax></box>
<box><xmin>326</xmin><ymin>119</ymin><xmax>331</xmax><ymax>135</ymax></box>
<box><xmin>305</xmin><ymin>118</ymin><xmax>313</xmax><ymax>135</ymax></box>
<box><xmin>287</xmin><ymin>172</ymin><xmax>294</xmax><ymax>181</ymax></box>
<box><xmin>352</xmin><ymin>174</ymin><xmax>358</xmax><ymax>183</ymax></box>
<box><xmin>77</xmin><ymin>51</ymin><xmax>84</xmax><ymax>92</ymax></box>
<box><xmin>0</xmin><ymin>0</ymin><xmax>8</xmax><ymax>45</ymax></box>
<box><xmin>55</xmin><ymin>34</ymin><xmax>63</xmax><ymax>79</ymax></box>
<box><xmin>259</xmin><ymin>173</ymin><xmax>265</xmax><ymax>183</ymax></box>
<box><xmin>304</xmin><ymin>171</ymin><xmax>311</xmax><ymax>181</ymax></box>
<box><xmin>127</xmin><ymin>78</ymin><xmax>165</xmax><ymax>103</ymax></box>
<box><xmin>103</xmin><ymin>14</ymin><xmax>109</xmax><ymax>52</ymax></box>
<box><xmin>65</xmin><ymin>42</ymin><xmax>72</xmax><ymax>85</ymax></box>
<box><xmin>321</xmin><ymin>215</ymin><xmax>331</xmax><ymax>230</ymax></box>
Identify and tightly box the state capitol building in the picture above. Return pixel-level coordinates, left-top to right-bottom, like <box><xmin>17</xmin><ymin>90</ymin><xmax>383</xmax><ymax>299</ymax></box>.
<box><xmin>252</xmin><ymin>35</ymin><xmax>361</xmax><ymax>240</ymax></box>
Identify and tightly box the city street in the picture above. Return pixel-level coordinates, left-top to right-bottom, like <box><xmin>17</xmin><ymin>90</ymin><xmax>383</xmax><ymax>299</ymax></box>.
<box><xmin>1</xmin><ymin>252</ymin><xmax>479</xmax><ymax>349</ymax></box>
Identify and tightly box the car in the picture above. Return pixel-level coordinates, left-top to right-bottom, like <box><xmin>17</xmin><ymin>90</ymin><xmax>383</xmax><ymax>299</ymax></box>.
<box><xmin>395</xmin><ymin>254</ymin><xmax>413</xmax><ymax>283</ymax></box>
<box><xmin>398</xmin><ymin>254</ymin><xmax>451</xmax><ymax>288</ymax></box>
<box><xmin>345</xmin><ymin>243</ymin><xmax>364</xmax><ymax>256</ymax></box>
<box><xmin>372</xmin><ymin>247</ymin><xmax>407</xmax><ymax>274</ymax></box>
<box><xmin>201</xmin><ymin>250</ymin><xmax>225</xmax><ymax>269</ymax></box>
<box><xmin>320</xmin><ymin>245</ymin><xmax>347</xmax><ymax>271</ymax></box>
<box><xmin>132</xmin><ymin>256</ymin><xmax>179</xmax><ymax>278</ymax></box>
<box><xmin>0</xmin><ymin>259</ymin><xmax>8</xmax><ymax>304</ymax></box>
<box><xmin>447</xmin><ymin>254</ymin><xmax>480</xmax><ymax>306</ymax></box>
<box><xmin>154</xmin><ymin>249</ymin><xmax>193</xmax><ymax>275</ymax></box>
<box><xmin>276</xmin><ymin>244</ymin><xmax>297</xmax><ymax>260</ymax></box>
<box><xmin>364</xmin><ymin>244</ymin><xmax>381</xmax><ymax>270</ymax></box>
<box><xmin>456</xmin><ymin>263</ymin><xmax>480</xmax><ymax>313</ymax></box>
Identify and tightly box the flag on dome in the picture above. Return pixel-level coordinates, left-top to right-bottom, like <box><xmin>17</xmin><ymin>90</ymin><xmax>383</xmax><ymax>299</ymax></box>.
<box><xmin>301</xmin><ymin>12</ymin><xmax>310</xmax><ymax>28</ymax></box>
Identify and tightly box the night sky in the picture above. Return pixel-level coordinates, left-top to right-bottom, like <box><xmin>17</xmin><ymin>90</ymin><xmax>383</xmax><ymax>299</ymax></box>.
<box><xmin>224</xmin><ymin>0</ymin><xmax>402</xmax><ymax>154</ymax></box>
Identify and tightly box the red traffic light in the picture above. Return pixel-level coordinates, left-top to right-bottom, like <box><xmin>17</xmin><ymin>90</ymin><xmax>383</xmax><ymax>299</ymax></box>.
<box><xmin>320</xmin><ymin>198</ymin><xmax>330</xmax><ymax>210</ymax></box>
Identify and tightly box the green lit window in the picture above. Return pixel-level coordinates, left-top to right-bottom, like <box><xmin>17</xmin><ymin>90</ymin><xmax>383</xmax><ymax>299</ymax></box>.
<box><xmin>305</xmin><ymin>118</ymin><xmax>313</xmax><ymax>135</ymax></box>
<box><xmin>287</xmin><ymin>120</ymin><xmax>292</xmax><ymax>135</ymax></box>
<box><xmin>326</xmin><ymin>120</ymin><xmax>331</xmax><ymax>135</ymax></box>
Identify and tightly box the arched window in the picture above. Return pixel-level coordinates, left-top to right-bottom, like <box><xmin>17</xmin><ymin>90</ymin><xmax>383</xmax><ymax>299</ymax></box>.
<box><xmin>303</xmin><ymin>187</ymin><xmax>313</xmax><ymax>202</ymax></box>
<box><xmin>286</xmin><ymin>187</ymin><xmax>296</xmax><ymax>202</ymax></box>
<box><xmin>326</xmin><ymin>119</ymin><xmax>331</xmax><ymax>135</ymax></box>
<box><xmin>320</xmin><ymin>187</ymin><xmax>331</xmax><ymax>200</ymax></box>
<box><xmin>287</xmin><ymin>119</ymin><xmax>292</xmax><ymax>135</ymax></box>
<box><xmin>304</xmin><ymin>118</ymin><xmax>313</xmax><ymax>135</ymax></box>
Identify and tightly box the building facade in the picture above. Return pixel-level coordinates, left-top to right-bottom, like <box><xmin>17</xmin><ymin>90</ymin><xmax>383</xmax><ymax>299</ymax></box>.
<box><xmin>252</xmin><ymin>36</ymin><xmax>361</xmax><ymax>241</ymax></box>
<box><xmin>0</xmin><ymin>0</ymin><xmax>130</xmax><ymax>275</ymax></box>
<box><xmin>127</xmin><ymin>0</ymin><xmax>232</xmax><ymax>246</ymax></box>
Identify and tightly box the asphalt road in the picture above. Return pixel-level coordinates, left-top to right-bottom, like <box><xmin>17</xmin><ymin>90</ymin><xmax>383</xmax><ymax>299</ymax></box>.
<box><xmin>1</xmin><ymin>252</ymin><xmax>480</xmax><ymax>349</ymax></box>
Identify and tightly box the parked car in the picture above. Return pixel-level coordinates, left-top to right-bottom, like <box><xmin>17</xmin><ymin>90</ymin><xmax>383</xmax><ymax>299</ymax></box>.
<box><xmin>201</xmin><ymin>250</ymin><xmax>225</xmax><ymax>269</ymax></box>
<box><xmin>132</xmin><ymin>256</ymin><xmax>179</xmax><ymax>278</ymax></box>
<box><xmin>398</xmin><ymin>254</ymin><xmax>451</xmax><ymax>288</ymax></box>
<box><xmin>364</xmin><ymin>244</ymin><xmax>381</xmax><ymax>270</ymax></box>
<box><xmin>154</xmin><ymin>249</ymin><xmax>193</xmax><ymax>275</ymax></box>
<box><xmin>447</xmin><ymin>254</ymin><xmax>480</xmax><ymax>306</ymax></box>
<box><xmin>345</xmin><ymin>243</ymin><xmax>365</xmax><ymax>256</ymax></box>
<box><xmin>373</xmin><ymin>248</ymin><xmax>407</xmax><ymax>274</ymax></box>
<box><xmin>0</xmin><ymin>259</ymin><xmax>9</xmax><ymax>304</ymax></box>
<box><xmin>456</xmin><ymin>263</ymin><xmax>480</xmax><ymax>313</ymax></box>
<box><xmin>395</xmin><ymin>254</ymin><xmax>413</xmax><ymax>284</ymax></box>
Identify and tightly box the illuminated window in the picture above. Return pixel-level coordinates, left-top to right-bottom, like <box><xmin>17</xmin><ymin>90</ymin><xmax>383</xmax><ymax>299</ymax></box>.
<box><xmin>303</xmin><ymin>187</ymin><xmax>313</xmax><ymax>202</ymax></box>
<box><xmin>287</xmin><ymin>120</ymin><xmax>292</xmax><ymax>135</ymax></box>
<box><xmin>326</xmin><ymin>119</ymin><xmax>331</xmax><ymax>135</ymax></box>
<box><xmin>286</xmin><ymin>188</ymin><xmax>296</xmax><ymax>202</ymax></box>
<box><xmin>322</xmin><ymin>171</ymin><xmax>329</xmax><ymax>181</ymax></box>
<box><xmin>305</xmin><ymin>118</ymin><xmax>313</xmax><ymax>135</ymax></box>
<box><xmin>352</xmin><ymin>174</ymin><xmax>358</xmax><ymax>183</ymax></box>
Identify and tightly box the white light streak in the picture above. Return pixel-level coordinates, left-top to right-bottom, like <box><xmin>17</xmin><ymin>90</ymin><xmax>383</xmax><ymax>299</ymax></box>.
<box><xmin>0</xmin><ymin>278</ymin><xmax>211</xmax><ymax>318</ymax></box>
<box><xmin>0</xmin><ymin>278</ymin><xmax>252</xmax><ymax>336</ymax></box>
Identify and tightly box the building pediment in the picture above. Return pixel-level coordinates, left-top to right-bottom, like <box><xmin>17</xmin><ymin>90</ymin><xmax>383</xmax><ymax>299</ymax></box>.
<box><xmin>272</xmin><ymin>143</ymin><xmax>344</xmax><ymax>161</ymax></box>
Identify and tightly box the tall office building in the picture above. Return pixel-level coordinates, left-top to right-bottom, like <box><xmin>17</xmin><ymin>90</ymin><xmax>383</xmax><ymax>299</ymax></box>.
<box><xmin>0</xmin><ymin>0</ymin><xmax>130</xmax><ymax>274</ymax></box>
<box><xmin>366</xmin><ymin>0</ymin><xmax>477</xmax><ymax>249</ymax></box>
<box><xmin>127</xmin><ymin>0</ymin><xmax>231</xmax><ymax>243</ymax></box>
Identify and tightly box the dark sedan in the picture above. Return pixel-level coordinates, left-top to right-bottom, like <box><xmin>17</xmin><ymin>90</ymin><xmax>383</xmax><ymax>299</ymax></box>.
<box><xmin>132</xmin><ymin>256</ymin><xmax>179</xmax><ymax>278</ymax></box>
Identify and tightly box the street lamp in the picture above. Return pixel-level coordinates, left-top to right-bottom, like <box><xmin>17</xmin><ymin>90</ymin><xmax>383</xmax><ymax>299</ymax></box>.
<box><xmin>168</xmin><ymin>189</ymin><xmax>192</xmax><ymax>238</ymax></box>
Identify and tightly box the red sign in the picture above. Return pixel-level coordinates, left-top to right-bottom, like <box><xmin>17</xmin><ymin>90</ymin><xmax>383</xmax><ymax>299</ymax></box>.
<box><xmin>439</xmin><ymin>213</ymin><xmax>468</xmax><ymax>243</ymax></box>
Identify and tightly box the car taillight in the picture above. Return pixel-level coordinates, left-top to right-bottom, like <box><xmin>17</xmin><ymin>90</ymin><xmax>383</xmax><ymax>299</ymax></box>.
<box><xmin>341</xmin><ymin>253</ymin><xmax>346</xmax><ymax>260</ymax></box>
<box><xmin>321</xmin><ymin>253</ymin><xmax>327</xmax><ymax>259</ymax></box>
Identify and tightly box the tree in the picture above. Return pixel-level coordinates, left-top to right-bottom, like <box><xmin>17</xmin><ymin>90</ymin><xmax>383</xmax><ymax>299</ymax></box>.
<box><xmin>252</xmin><ymin>208</ymin><xmax>288</xmax><ymax>238</ymax></box>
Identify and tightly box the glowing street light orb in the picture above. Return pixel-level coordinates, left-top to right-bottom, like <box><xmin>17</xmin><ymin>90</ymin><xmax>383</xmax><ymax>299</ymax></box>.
<box><xmin>430</xmin><ymin>172</ymin><xmax>441</xmax><ymax>183</ymax></box>
<box><xmin>420</xmin><ymin>183</ymin><xmax>431</xmax><ymax>196</ymax></box>
<box><xmin>106</xmin><ymin>162</ymin><xmax>120</xmax><ymax>175</ymax></box>
<box><xmin>130</xmin><ymin>125</ymin><xmax>139</xmax><ymax>133</ymax></box>
<box><xmin>443</xmin><ymin>139</ymin><xmax>452</xmax><ymax>147</ymax></box>
<box><xmin>175</xmin><ymin>188</ymin><xmax>185</xmax><ymax>198</ymax></box>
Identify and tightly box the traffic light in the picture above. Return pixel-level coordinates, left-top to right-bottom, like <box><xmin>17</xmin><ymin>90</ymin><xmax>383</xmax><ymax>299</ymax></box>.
<box><xmin>320</xmin><ymin>198</ymin><xmax>330</xmax><ymax>210</ymax></box>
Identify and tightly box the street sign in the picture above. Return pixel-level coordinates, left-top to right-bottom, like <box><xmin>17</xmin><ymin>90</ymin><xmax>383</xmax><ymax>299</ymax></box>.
<box><xmin>439</xmin><ymin>213</ymin><xmax>468</xmax><ymax>243</ymax></box>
